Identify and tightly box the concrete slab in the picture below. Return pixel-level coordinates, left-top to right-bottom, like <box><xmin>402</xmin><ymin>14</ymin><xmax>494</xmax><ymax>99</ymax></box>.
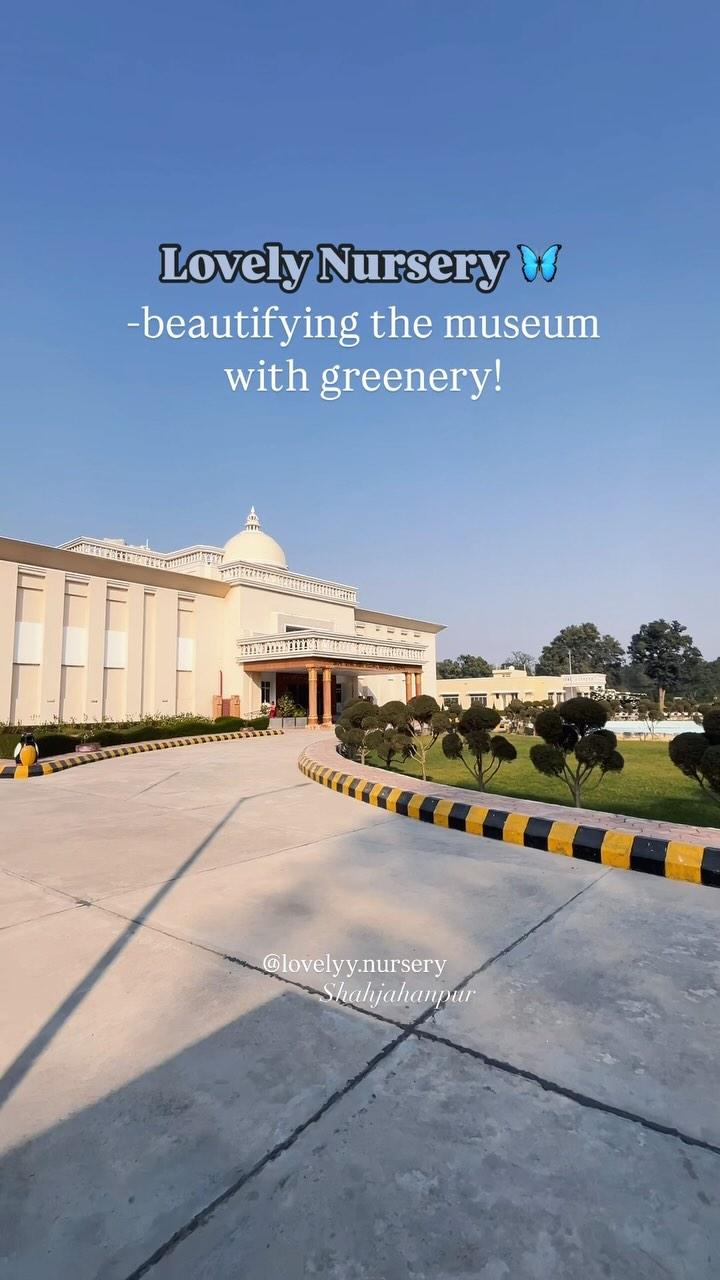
<box><xmin>0</xmin><ymin>870</ymin><xmax>77</xmax><ymax>930</ymax></box>
<box><xmin>0</xmin><ymin>803</ymin><xmax>310</xmax><ymax>900</ymax></box>
<box><xmin>146</xmin><ymin>1035</ymin><xmax>720</xmax><ymax>1280</ymax></box>
<box><xmin>0</xmin><ymin>907</ymin><xmax>394</xmax><ymax>1280</ymax></box>
<box><xmin>428</xmin><ymin>867</ymin><xmax>720</xmax><ymax>1145</ymax></box>
<box><xmin>98</xmin><ymin>829</ymin><xmax>602</xmax><ymax>1021</ymax></box>
<box><xmin>2</xmin><ymin>731</ymin><xmax>718</xmax><ymax>1279</ymax></box>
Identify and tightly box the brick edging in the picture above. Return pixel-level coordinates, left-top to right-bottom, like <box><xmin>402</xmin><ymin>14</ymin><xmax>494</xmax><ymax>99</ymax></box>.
<box><xmin>1</xmin><ymin>728</ymin><xmax>284</xmax><ymax>779</ymax></box>
<box><xmin>298</xmin><ymin>748</ymin><xmax>720</xmax><ymax>889</ymax></box>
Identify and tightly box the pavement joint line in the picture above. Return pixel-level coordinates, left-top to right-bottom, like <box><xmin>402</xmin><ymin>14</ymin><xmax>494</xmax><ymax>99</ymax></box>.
<box><xmin>138</xmin><ymin>779</ymin><xmax>314</xmax><ymax>811</ymax></box>
<box><xmin>97</xmin><ymin>867</ymin><xmax>720</xmax><ymax>1172</ymax></box>
<box><xmin>412</xmin><ymin>1026</ymin><xmax>720</xmax><ymax>1158</ymax></box>
<box><xmin>88</xmin><ymin>812</ymin><xmax>392</xmax><ymax>904</ymax></box>
<box><xmin>411</xmin><ymin>868</ymin><xmax>610</xmax><ymax>1029</ymax></box>
<box><xmin>122</xmin><ymin>864</ymin><xmax>720</xmax><ymax>1278</ymax></box>
<box><xmin>6</xmin><ymin>845</ymin><xmax>714</xmax><ymax>1272</ymax></box>
<box><xmin>132</xmin><ymin>770</ymin><xmax>181</xmax><ymax>797</ymax></box>
<box><xmin>0</xmin><ymin>903</ymin><xmax>86</xmax><ymax>935</ymax></box>
<box><xmin>122</xmin><ymin>1024</ymin><xmax>412</xmax><ymax>1280</ymax></box>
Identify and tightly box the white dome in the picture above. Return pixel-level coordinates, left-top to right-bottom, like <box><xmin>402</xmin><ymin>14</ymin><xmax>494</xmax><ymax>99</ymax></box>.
<box><xmin>222</xmin><ymin>507</ymin><xmax>287</xmax><ymax>568</ymax></box>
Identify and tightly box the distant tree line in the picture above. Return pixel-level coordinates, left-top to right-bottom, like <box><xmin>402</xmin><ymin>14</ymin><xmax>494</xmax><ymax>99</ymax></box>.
<box><xmin>437</xmin><ymin>618</ymin><xmax>720</xmax><ymax>713</ymax></box>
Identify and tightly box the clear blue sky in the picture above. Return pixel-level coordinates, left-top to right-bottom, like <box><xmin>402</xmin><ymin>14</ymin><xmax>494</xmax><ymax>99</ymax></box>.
<box><xmin>3</xmin><ymin>1</ymin><xmax>718</xmax><ymax>661</ymax></box>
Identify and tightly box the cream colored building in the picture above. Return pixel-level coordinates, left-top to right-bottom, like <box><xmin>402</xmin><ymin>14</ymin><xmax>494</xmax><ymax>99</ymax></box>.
<box><xmin>437</xmin><ymin>666</ymin><xmax>607</xmax><ymax>712</ymax></box>
<box><xmin>0</xmin><ymin>509</ymin><xmax>442</xmax><ymax>728</ymax></box>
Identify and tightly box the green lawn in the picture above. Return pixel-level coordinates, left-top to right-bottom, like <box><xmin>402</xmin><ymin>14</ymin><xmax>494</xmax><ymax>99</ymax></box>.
<box><xmin>368</xmin><ymin>735</ymin><xmax>720</xmax><ymax>829</ymax></box>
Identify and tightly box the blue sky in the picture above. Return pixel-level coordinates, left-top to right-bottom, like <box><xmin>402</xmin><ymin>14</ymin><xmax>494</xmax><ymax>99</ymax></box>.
<box><xmin>3</xmin><ymin>1</ymin><xmax>718</xmax><ymax>661</ymax></box>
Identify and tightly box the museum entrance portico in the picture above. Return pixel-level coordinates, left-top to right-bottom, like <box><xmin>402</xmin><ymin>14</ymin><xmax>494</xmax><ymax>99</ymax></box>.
<box><xmin>237</xmin><ymin>630</ymin><xmax>426</xmax><ymax>727</ymax></box>
<box><xmin>243</xmin><ymin>658</ymin><xmax>423</xmax><ymax>727</ymax></box>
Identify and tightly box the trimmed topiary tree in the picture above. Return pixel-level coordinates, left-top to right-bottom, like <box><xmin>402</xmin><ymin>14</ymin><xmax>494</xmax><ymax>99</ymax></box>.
<box><xmin>441</xmin><ymin>705</ymin><xmax>517</xmax><ymax>789</ymax></box>
<box><xmin>374</xmin><ymin>701</ymin><xmax>412</xmax><ymax>769</ymax></box>
<box><xmin>405</xmin><ymin>694</ymin><xmax>450</xmax><ymax>781</ymax></box>
<box><xmin>335</xmin><ymin>699</ymin><xmax>383</xmax><ymax>765</ymax></box>
<box><xmin>529</xmin><ymin>696</ymin><xmax>624</xmax><ymax>806</ymax></box>
<box><xmin>668</xmin><ymin>709</ymin><xmax>720</xmax><ymax>808</ymax></box>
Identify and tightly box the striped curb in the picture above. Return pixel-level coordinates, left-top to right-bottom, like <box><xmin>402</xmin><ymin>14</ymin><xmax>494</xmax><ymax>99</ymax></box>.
<box><xmin>1</xmin><ymin>729</ymin><xmax>284</xmax><ymax>779</ymax></box>
<box><xmin>298</xmin><ymin>749</ymin><xmax>720</xmax><ymax>889</ymax></box>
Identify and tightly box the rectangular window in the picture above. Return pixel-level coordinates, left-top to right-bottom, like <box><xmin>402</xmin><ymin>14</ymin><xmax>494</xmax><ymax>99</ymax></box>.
<box><xmin>443</xmin><ymin>695</ymin><xmax>459</xmax><ymax>707</ymax></box>
<box><xmin>261</xmin><ymin>680</ymin><xmax>271</xmax><ymax>702</ymax></box>
<box><xmin>469</xmin><ymin>694</ymin><xmax>487</xmax><ymax>707</ymax></box>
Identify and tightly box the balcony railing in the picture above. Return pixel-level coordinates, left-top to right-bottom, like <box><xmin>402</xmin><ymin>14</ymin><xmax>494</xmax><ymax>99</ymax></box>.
<box><xmin>220</xmin><ymin>562</ymin><xmax>357</xmax><ymax>603</ymax></box>
<box><xmin>236</xmin><ymin>630</ymin><xmax>425</xmax><ymax>665</ymax></box>
<box><xmin>61</xmin><ymin>539</ymin><xmax>358</xmax><ymax>602</ymax></box>
<box><xmin>61</xmin><ymin>539</ymin><xmax>224</xmax><ymax>570</ymax></box>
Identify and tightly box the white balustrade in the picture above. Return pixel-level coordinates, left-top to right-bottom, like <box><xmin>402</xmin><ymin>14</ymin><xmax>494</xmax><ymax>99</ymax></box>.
<box><xmin>236</xmin><ymin>631</ymin><xmax>425</xmax><ymax>665</ymax></box>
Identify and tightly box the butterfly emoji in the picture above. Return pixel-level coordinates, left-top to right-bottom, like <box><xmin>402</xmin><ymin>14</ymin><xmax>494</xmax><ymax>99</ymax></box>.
<box><xmin>517</xmin><ymin>243</ymin><xmax>562</xmax><ymax>282</ymax></box>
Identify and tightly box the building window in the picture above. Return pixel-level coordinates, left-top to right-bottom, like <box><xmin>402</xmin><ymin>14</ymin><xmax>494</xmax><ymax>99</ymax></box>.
<box><xmin>469</xmin><ymin>694</ymin><xmax>487</xmax><ymax>707</ymax></box>
<box><xmin>261</xmin><ymin>680</ymin><xmax>271</xmax><ymax>703</ymax></box>
<box><xmin>443</xmin><ymin>695</ymin><xmax>459</xmax><ymax>708</ymax></box>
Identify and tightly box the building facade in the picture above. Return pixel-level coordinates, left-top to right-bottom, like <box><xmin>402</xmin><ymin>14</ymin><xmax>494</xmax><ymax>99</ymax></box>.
<box><xmin>437</xmin><ymin>666</ymin><xmax>607</xmax><ymax>711</ymax></box>
<box><xmin>0</xmin><ymin>509</ymin><xmax>443</xmax><ymax>728</ymax></box>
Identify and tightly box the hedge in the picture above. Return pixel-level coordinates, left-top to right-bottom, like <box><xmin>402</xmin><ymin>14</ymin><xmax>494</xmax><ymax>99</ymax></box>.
<box><xmin>0</xmin><ymin>715</ymin><xmax>271</xmax><ymax>760</ymax></box>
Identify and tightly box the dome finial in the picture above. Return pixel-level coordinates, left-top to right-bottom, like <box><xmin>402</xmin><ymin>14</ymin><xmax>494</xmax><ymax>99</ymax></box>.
<box><xmin>245</xmin><ymin>506</ymin><xmax>260</xmax><ymax>531</ymax></box>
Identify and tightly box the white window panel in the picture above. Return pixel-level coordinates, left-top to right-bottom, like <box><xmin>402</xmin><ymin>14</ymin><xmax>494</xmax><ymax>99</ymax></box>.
<box><xmin>177</xmin><ymin>636</ymin><xmax>194</xmax><ymax>672</ymax></box>
<box><xmin>14</xmin><ymin>620</ymin><xmax>43</xmax><ymax>664</ymax></box>
<box><xmin>62</xmin><ymin>625</ymin><xmax>88</xmax><ymax>667</ymax></box>
<box><xmin>104</xmin><ymin>629</ymin><xmax>127</xmax><ymax>669</ymax></box>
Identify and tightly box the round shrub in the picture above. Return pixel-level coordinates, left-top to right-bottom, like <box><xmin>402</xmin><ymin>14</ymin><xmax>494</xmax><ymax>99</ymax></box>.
<box><xmin>700</xmin><ymin>745</ymin><xmax>720</xmax><ymax>790</ymax></box>
<box><xmin>490</xmin><ymin>735</ymin><xmax>517</xmax><ymax>763</ymax></box>
<box><xmin>669</xmin><ymin>732</ymin><xmax>708</xmax><ymax>776</ymax></box>
<box><xmin>458</xmin><ymin>705</ymin><xmax>501</xmax><ymax>734</ymax></box>
<box><xmin>529</xmin><ymin>743</ymin><xmax>565</xmax><ymax>777</ymax></box>
<box><xmin>533</xmin><ymin>710</ymin><xmax>564</xmax><ymax>744</ymax></box>
<box><xmin>574</xmin><ymin>729</ymin><xmax>617</xmax><ymax>768</ymax></box>
<box><xmin>703</xmin><ymin>709</ymin><xmax>720</xmax><ymax>745</ymax></box>
<box><xmin>441</xmin><ymin>730</ymin><xmax>464</xmax><ymax>760</ymax></box>
<box><xmin>559</xmin><ymin>697</ymin><xmax>608</xmax><ymax>734</ymax></box>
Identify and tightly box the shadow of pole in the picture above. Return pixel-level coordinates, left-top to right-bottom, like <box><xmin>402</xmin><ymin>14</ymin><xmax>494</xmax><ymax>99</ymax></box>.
<box><xmin>0</xmin><ymin>795</ymin><xmax>249</xmax><ymax>1110</ymax></box>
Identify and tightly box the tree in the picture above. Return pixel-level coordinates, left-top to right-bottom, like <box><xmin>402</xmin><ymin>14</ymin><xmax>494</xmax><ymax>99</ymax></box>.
<box><xmin>436</xmin><ymin>658</ymin><xmax>461</xmax><ymax>679</ymax></box>
<box><xmin>628</xmin><ymin>619</ymin><xmax>702</xmax><ymax>712</ymax></box>
<box><xmin>611</xmin><ymin>660</ymin><xmax>654</xmax><ymax>695</ymax></box>
<box><xmin>529</xmin><ymin>697</ymin><xmax>624</xmax><ymax>806</ymax></box>
<box><xmin>668</xmin><ymin>709</ymin><xmax>720</xmax><ymax>808</ymax></box>
<box><xmin>442</xmin><ymin>705</ymin><xmax>517</xmax><ymax>789</ymax></box>
<box><xmin>504</xmin><ymin>650</ymin><xmax>536</xmax><ymax>673</ymax></box>
<box><xmin>335</xmin><ymin>699</ymin><xmax>383</xmax><ymax>766</ymax></box>
<box><xmin>374</xmin><ymin>701</ymin><xmax>412</xmax><ymax>769</ymax></box>
<box><xmin>404</xmin><ymin>694</ymin><xmax>450</xmax><ymax>780</ymax></box>
<box><xmin>637</xmin><ymin>698</ymin><xmax>663</xmax><ymax>737</ymax></box>
<box><xmin>436</xmin><ymin>654</ymin><xmax>493</xmax><ymax>679</ymax></box>
<box><xmin>536</xmin><ymin>623</ymin><xmax>624</xmax><ymax>678</ymax></box>
<box><xmin>690</xmin><ymin>657</ymin><xmax>720</xmax><ymax>704</ymax></box>
<box><xmin>505</xmin><ymin>698</ymin><xmax>548</xmax><ymax>734</ymax></box>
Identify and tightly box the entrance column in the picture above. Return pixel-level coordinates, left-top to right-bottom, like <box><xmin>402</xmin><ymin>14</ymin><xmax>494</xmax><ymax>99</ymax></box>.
<box><xmin>405</xmin><ymin>671</ymin><xmax>413</xmax><ymax>702</ymax></box>
<box><xmin>414</xmin><ymin>671</ymin><xmax>422</xmax><ymax>696</ymax></box>
<box><xmin>308</xmin><ymin>666</ymin><xmax>319</xmax><ymax>728</ymax></box>
<box><xmin>321</xmin><ymin>667</ymin><xmax>333</xmax><ymax>728</ymax></box>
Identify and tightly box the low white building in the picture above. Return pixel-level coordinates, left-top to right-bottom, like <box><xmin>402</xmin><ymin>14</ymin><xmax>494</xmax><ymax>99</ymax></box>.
<box><xmin>437</xmin><ymin>666</ymin><xmax>607</xmax><ymax>711</ymax></box>
<box><xmin>0</xmin><ymin>508</ymin><xmax>443</xmax><ymax>727</ymax></box>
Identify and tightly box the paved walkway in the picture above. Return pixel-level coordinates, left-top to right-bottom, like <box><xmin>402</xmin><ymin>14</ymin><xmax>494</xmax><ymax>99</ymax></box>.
<box><xmin>1</xmin><ymin>730</ymin><xmax>718</xmax><ymax>1278</ymax></box>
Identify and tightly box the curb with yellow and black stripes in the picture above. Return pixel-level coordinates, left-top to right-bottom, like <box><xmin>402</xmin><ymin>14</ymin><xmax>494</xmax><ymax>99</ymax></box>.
<box><xmin>298</xmin><ymin>749</ymin><xmax>720</xmax><ymax>889</ymax></box>
<box><xmin>1</xmin><ymin>729</ymin><xmax>284</xmax><ymax>779</ymax></box>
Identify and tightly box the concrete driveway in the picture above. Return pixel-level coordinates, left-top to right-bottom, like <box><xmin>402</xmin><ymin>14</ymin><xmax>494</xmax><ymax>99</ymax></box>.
<box><xmin>1</xmin><ymin>730</ymin><xmax>718</xmax><ymax>1279</ymax></box>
